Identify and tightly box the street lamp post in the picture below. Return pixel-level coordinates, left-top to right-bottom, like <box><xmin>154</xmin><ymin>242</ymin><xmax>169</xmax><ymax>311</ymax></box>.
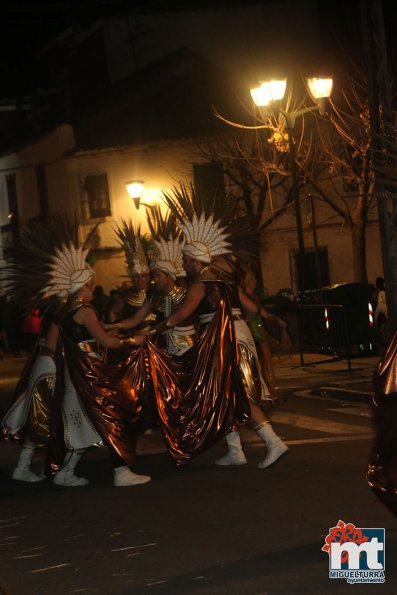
<box><xmin>250</xmin><ymin>76</ymin><xmax>333</xmax><ymax>297</ymax></box>
<box><xmin>284</xmin><ymin>112</ymin><xmax>306</xmax><ymax>297</ymax></box>
<box><xmin>306</xmin><ymin>192</ymin><xmax>323</xmax><ymax>291</ymax></box>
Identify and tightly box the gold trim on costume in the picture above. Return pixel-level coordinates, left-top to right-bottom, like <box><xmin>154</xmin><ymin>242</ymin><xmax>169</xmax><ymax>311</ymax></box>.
<box><xmin>150</xmin><ymin>286</ymin><xmax>186</xmax><ymax>314</ymax></box>
<box><xmin>125</xmin><ymin>289</ymin><xmax>147</xmax><ymax>308</ymax></box>
<box><xmin>77</xmin><ymin>340</ymin><xmax>98</xmax><ymax>354</ymax></box>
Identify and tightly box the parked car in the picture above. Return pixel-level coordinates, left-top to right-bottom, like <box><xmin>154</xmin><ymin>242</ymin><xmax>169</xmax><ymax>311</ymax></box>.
<box><xmin>300</xmin><ymin>282</ymin><xmax>377</xmax><ymax>355</ymax></box>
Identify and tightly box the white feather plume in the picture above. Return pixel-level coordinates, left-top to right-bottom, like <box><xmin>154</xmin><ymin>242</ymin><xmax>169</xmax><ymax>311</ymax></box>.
<box><xmin>150</xmin><ymin>237</ymin><xmax>185</xmax><ymax>278</ymax></box>
<box><xmin>41</xmin><ymin>243</ymin><xmax>94</xmax><ymax>298</ymax></box>
<box><xmin>178</xmin><ymin>211</ymin><xmax>231</xmax><ymax>262</ymax></box>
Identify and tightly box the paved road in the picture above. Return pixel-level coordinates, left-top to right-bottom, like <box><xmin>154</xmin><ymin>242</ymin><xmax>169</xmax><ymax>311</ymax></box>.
<box><xmin>1</xmin><ymin>351</ymin><xmax>396</xmax><ymax>594</ymax></box>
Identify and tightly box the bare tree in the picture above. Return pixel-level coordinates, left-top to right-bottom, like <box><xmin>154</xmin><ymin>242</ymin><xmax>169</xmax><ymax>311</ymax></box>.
<box><xmin>208</xmin><ymin>67</ymin><xmax>385</xmax><ymax>284</ymax></box>
<box><xmin>304</xmin><ymin>80</ymin><xmax>376</xmax><ymax>283</ymax></box>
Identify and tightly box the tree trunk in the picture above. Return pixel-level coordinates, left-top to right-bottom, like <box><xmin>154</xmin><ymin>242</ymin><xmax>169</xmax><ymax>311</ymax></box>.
<box><xmin>352</xmin><ymin>220</ymin><xmax>368</xmax><ymax>283</ymax></box>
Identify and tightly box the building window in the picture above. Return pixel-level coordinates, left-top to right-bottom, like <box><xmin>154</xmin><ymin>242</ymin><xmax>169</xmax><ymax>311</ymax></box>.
<box><xmin>193</xmin><ymin>161</ymin><xmax>225</xmax><ymax>201</ymax></box>
<box><xmin>82</xmin><ymin>173</ymin><xmax>111</xmax><ymax>219</ymax></box>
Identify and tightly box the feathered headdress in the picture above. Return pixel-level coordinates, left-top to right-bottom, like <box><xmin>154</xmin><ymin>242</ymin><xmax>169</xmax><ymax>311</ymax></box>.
<box><xmin>114</xmin><ymin>220</ymin><xmax>150</xmax><ymax>276</ymax></box>
<box><xmin>150</xmin><ymin>237</ymin><xmax>186</xmax><ymax>279</ymax></box>
<box><xmin>1</xmin><ymin>213</ymin><xmax>98</xmax><ymax>311</ymax></box>
<box><xmin>178</xmin><ymin>211</ymin><xmax>231</xmax><ymax>264</ymax></box>
<box><xmin>162</xmin><ymin>183</ymin><xmax>258</xmax><ymax>264</ymax></box>
<box><xmin>41</xmin><ymin>243</ymin><xmax>95</xmax><ymax>298</ymax></box>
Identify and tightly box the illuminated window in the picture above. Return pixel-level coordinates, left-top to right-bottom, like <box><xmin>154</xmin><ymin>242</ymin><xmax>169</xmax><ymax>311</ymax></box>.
<box><xmin>82</xmin><ymin>173</ymin><xmax>111</xmax><ymax>219</ymax></box>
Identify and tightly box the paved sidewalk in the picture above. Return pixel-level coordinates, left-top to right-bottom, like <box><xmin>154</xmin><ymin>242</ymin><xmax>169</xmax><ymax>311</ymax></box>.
<box><xmin>272</xmin><ymin>351</ymin><xmax>381</xmax><ymax>404</ymax></box>
<box><xmin>274</xmin><ymin>351</ymin><xmax>380</xmax><ymax>377</ymax></box>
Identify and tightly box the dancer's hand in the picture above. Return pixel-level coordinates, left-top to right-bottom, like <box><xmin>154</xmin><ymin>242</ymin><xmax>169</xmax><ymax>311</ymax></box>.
<box><xmin>133</xmin><ymin>334</ymin><xmax>147</xmax><ymax>346</ymax></box>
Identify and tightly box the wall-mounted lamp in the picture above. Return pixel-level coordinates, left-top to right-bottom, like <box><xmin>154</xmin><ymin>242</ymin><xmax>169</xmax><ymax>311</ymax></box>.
<box><xmin>126</xmin><ymin>180</ymin><xmax>145</xmax><ymax>209</ymax></box>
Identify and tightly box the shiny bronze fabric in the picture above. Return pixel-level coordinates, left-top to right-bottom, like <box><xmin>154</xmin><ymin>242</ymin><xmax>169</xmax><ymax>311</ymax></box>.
<box><xmin>48</xmin><ymin>285</ymin><xmax>250</xmax><ymax>469</ymax></box>
<box><xmin>47</xmin><ymin>300</ymin><xmax>151</xmax><ymax>473</ymax></box>
<box><xmin>238</xmin><ymin>343</ymin><xmax>263</xmax><ymax>403</ymax></box>
<box><xmin>47</xmin><ymin>330</ymin><xmax>147</xmax><ymax>473</ymax></box>
<box><xmin>151</xmin><ymin>284</ymin><xmax>250</xmax><ymax>463</ymax></box>
<box><xmin>26</xmin><ymin>374</ymin><xmax>54</xmax><ymax>444</ymax></box>
<box><xmin>367</xmin><ymin>330</ymin><xmax>397</xmax><ymax>494</ymax></box>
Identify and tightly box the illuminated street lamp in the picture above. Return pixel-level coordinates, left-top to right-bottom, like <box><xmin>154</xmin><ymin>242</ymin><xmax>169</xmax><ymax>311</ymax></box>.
<box><xmin>126</xmin><ymin>180</ymin><xmax>145</xmax><ymax>209</ymax></box>
<box><xmin>250</xmin><ymin>75</ymin><xmax>333</xmax><ymax>296</ymax></box>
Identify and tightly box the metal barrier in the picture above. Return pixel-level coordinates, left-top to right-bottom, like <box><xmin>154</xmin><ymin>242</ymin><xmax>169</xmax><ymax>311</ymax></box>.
<box><xmin>297</xmin><ymin>304</ymin><xmax>352</xmax><ymax>370</ymax></box>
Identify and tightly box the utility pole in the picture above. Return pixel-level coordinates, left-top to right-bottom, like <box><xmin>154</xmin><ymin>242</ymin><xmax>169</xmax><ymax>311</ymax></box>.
<box><xmin>361</xmin><ymin>0</ymin><xmax>397</xmax><ymax>330</ymax></box>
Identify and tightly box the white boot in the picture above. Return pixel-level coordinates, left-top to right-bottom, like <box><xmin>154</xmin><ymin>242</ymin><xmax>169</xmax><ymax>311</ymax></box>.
<box><xmin>256</xmin><ymin>423</ymin><xmax>289</xmax><ymax>469</ymax></box>
<box><xmin>215</xmin><ymin>431</ymin><xmax>247</xmax><ymax>466</ymax></box>
<box><xmin>113</xmin><ymin>466</ymin><xmax>151</xmax><ymax>487</ymax></box>
<box><xmin>12</xmin><ymin>446</ymin><xmax>44</xmax><ymax>482</ymax></box>
<box><xmin>53</xmin><ymin>450</ymin><xmax>89</xmax><ymax>487</ymax></box>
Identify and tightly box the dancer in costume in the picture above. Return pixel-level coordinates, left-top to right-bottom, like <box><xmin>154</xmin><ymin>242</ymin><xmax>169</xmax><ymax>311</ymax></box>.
<box><xmin>1</xmin><ymin>216</ymin><xmax>85</xmax><ymax>482</ymax></box>
<box><xmin>2</xmin><ymin>299</ymin><xmax>61</xmax><ymax>481</ymax></box>
<box><xmin>239</xmin><ymin>265</ymin><xmax>287</xmax><ymax>401</ymax></box>
<box><xmin>109</xmin><ymin>221</ymin><xmax>154</xmax><ymax>328</ymax></box>
<box><xmin>155</xmin><ymin>186</ymin><xmax>289</xmax><ymax>468</ymax></box>
<box><xmin>43</xmin><ymin>243</ymin><xmax>150</xmax><ymax>488</ymax></box>
<box><xmin>118</xmin><ymin>235</ymin><xmax>196</xmax><ymax>357</ymax></box>
<box><xmin>105</xmin><ymin>221</ymin><xmax>156</xmax><ymax>381</ymax></box>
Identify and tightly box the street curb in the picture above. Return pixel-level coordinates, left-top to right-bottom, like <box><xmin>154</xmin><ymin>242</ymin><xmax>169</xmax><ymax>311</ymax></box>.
<box><xmin>293</xmin><ymin>387</ymin><xmax>372</xmax><ymax>404</ymax></box>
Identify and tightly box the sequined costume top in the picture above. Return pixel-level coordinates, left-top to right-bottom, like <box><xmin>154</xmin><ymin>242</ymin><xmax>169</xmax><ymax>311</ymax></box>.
<box><xmin>150</xmin><ymin>285</ymin><xmax>196</xmax><ymax>355</ymax></box>
<box><xmin>119</xmin><ymin>286</ymin><xmax>156</xmax><ymax>330</ymax></box>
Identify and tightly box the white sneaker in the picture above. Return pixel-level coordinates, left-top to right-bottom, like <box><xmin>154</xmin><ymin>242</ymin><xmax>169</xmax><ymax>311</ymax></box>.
<box><xmin>53</xmin><ymin>472</ymin><xmax>89</xmax><ymax>487</ymax></box>
<box><xmin>258</xmin><ymin>440</ymin><xmax>289</xmax><ymax>469</ymax></box>
<box><xmin>113</xmin><ymin>467</ymin><xmax>151</xmax><ymax>487</ymax></box>
<box><xmin>12</xmin><ymin>468</ymin><xmax>44</xmax><ymax>482</ymax></box>
<box><xmin>215</xmin><ymin>452</ymin><xmax>247</xmax><ymax>466</ymax></box>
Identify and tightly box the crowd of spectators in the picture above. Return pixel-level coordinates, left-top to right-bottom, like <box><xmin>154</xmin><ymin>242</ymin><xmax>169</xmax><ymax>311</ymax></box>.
<box><xmin>0</xmin><ymin>284</ymin><xmax>128</xmax><ymax>356</ymax></box>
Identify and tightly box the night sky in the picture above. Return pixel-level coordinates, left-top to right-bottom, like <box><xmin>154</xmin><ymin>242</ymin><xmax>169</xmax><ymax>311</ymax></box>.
<box><xmin>0</xmin><ymin>0</ymin><xmax>395</xmax><ymax>97</ymax></box>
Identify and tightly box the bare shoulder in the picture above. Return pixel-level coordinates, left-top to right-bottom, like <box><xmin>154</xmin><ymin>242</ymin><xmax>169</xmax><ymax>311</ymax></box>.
<box><xmin>188</xmin><ymin>281</ymin><xmax>205</xmax><ymax>295</ymax></box>
<box><xmin>75</xmin><ymin>304</ymin><xmax>97</xmax><ymax>323</ymax></box>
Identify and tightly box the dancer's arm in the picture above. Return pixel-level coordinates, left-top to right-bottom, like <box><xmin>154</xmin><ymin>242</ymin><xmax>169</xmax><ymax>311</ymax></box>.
<box><xmin>118</xmin><ymin>302</ymin><xmax>152</xmax><ymax>330</ymax></box>
<box><xmin>77</xmin><ymin>306</ymin><xmax>146</xmax><ymax>348</ymax></box>
<box><xmin>165</xmin><ymin>282</ymin><xmax>205</xmax><ymax>327</ymax></box>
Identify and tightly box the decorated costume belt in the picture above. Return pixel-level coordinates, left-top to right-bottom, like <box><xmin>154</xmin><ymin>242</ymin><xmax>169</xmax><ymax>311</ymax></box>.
<box><xmin>172</xmin><ymin>325</ymin><xmax>196</xmax><ymax>336</ymax></box>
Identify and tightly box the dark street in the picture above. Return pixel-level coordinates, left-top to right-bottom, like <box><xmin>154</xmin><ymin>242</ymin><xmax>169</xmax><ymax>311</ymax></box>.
<box><xmin>1</xmin><ymin>353</ymin><xmax>396</xmax><ymax>594</ymax></box>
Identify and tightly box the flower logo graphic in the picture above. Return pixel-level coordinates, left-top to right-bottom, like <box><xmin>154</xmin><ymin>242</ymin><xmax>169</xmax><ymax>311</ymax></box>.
<box><xmin>322</xmin><ymin>520</ymin><xmax>369</xmax><ymax>565</ymax></box>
